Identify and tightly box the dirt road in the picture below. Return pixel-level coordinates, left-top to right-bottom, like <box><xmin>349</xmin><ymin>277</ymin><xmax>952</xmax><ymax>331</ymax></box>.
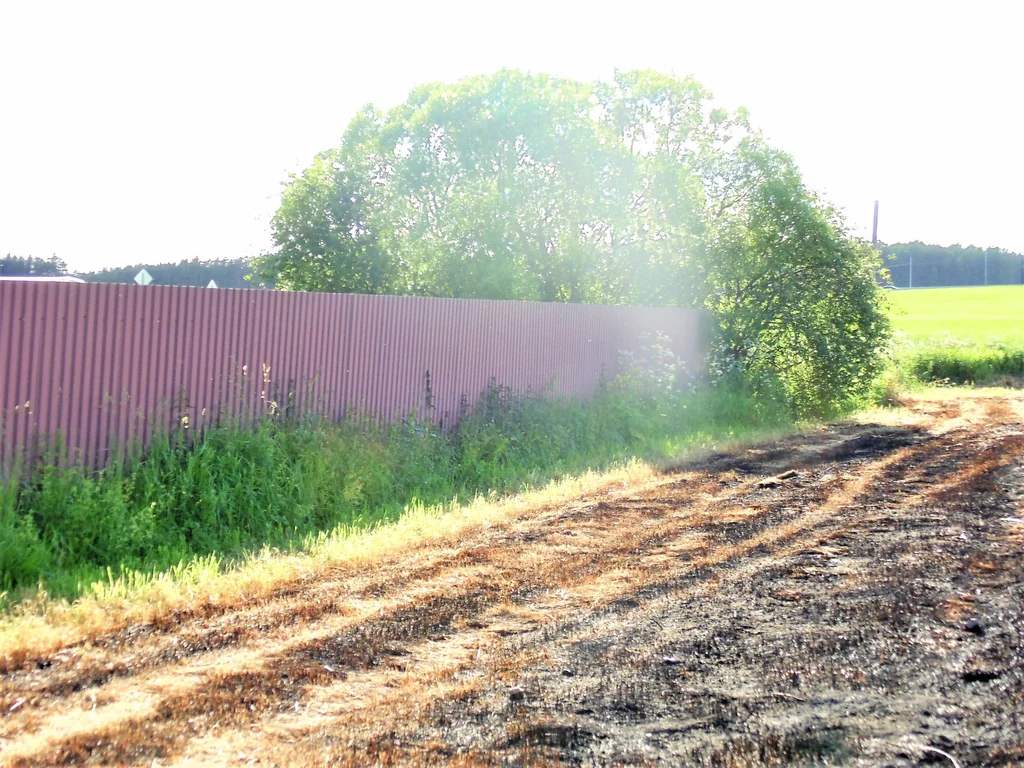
<box><xmin>1</xmin><ymin>392</ymin><xmax>1022</xmax><ymax>767</ymax></box>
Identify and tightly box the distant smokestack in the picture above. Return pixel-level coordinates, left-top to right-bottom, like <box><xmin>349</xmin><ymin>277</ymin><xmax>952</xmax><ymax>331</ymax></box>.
<box><xmin>871</xmin><ymin>200</ymin><xmax>879</xmax><ymax>246</ymax></box>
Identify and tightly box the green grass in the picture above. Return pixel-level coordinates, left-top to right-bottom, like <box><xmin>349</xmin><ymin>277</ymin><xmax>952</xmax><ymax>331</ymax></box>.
<box><xmin>0</xmin><ymin>375</ymin><xmax>792</xmax><ymax>607</ymax></box>
<box><xmin>885</xmin><ymin>285</ymin><xmax>1024</xmax><ymax>386</ymax></box>
<box><xmin>888</xmin><ymin>285</ymin><xmax>1024</xmax><ymax>343</ymax></box>
<box><xmin>900</xmin><ymin>340</ymin><xmax>1024</xmax><ymax>386</ymax></box>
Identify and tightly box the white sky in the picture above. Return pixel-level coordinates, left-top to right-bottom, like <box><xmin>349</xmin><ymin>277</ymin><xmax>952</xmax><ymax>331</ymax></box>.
<box><xmin>1</xmin><ymin>0</ymin><xmax>1021</xmax><ymax>272</ymax></box>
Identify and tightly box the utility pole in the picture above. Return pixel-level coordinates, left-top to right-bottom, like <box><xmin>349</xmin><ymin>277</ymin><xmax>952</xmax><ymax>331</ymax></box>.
<box><xmin>871</xmin><ymin>200</ymin><xmax>879</xmax><ymax>246</ymax></box>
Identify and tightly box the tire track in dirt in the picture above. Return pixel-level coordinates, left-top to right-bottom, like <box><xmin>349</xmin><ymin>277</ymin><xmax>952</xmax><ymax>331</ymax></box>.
<box><xmin>298</xmin><ymin>397</ymin><xmax>1023</xmax><ymax>767</ymax></box>
<box><xmin>1</xmin><ymin>461</ymin><xmax>823</xmax><ymax>766</ymax></box>
<box><xmin>3</xmin><ymin>394</ymin><xmax>1023</xmax><ymax>766</ymax></box>
<box><xmin>0</xmin><ymin>462</ymin><xmax>770</xmax><ymax>729</ymax></box>
<box><xmin>176</xmin><ymin>398</ymin><xmax>1024</xmax><ymax>766</ymax></box>
<box><xmin>0</xmin><ymin>428</ymin><xmax>912</xmax><ymax>765</ymax></box>
<box><xmin>1</xmin><ymin>424</ymin><xmax>885</xmax><ymax>745</ymax></box>
<box><xmin>245</xmin><ymin>426</ymin><xmax>1004</xmax><ymax>766</ymax></box>
<box><xmin>158</xmin><ymin>443</ymin><xmax>935</xmax><ymax>767</ymax></box>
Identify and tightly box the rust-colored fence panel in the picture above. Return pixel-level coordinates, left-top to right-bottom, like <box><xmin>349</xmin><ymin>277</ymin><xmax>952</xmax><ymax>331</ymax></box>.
<box><xmin>0</xmin><ymin>282</ymin><xmax>704</xmax><ymax>473</ymax></box>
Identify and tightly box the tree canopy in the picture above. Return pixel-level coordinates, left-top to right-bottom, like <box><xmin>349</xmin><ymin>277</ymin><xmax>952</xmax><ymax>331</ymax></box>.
<box><xmin>253</xmin><ymin>70</ymin><xmax>890</xmax><ymax>414</ymax></box>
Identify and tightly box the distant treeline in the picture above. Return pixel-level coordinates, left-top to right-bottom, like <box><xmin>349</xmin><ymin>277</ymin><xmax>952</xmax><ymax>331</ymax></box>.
<box><xmin>8</xmin><ymin>247</ymin><xmax>1024</xmax><ymax>292</ymax></box>
<box><xmin>2</xmin><ymin>255</ymin><xmax>258</xmax><ymax>288</ymax></box>
<box><xmin>84</xmin><ymin>258</ymin><xmax>257</xmax><ymax>288</ymax></box>
<box><xmin>883</xmin><ymin>242</ymin><xmax>1024</xmax><ymax>288</ymax></box>
<box><xmin>0</xmin><ymin>254</ymin><xmax>68</xmax><ymax>276</ymax></box>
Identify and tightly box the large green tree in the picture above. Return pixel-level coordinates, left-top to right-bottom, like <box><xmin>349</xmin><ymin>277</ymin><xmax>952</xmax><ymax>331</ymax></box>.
<box><xmin>253</xmin><ymin>69</ymin><xmax>890</xmax><ymax>413</ymax></box>
<box><xmin>252</xmin><ymin>141</ymin><xmax>387</xmax><ymax>294</ymax></box>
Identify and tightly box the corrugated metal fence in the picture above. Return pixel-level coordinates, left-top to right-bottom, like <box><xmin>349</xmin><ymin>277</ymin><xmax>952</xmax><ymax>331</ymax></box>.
<box><xmin>0</xmin><ymin>282</ymin><xmax>703</xmax><ymax>472</ymax></box>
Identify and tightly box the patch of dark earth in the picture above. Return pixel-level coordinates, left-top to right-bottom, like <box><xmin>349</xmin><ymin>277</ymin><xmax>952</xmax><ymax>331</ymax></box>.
<box><xmin>399</xmin><ymin>421</ymin><xmax>1024</xmax><ymax>766</ymax></box>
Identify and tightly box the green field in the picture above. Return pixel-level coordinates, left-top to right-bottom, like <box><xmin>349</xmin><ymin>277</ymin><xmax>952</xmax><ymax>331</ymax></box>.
<box><xmin>885</xmin><ymin>285</ymin><xmax>1024</xmax><ymax>385</ymax></box>
<box><xmin>887</xmin><ymin>285</ymin><xmax>1024</xmax><ymax>342</ymax></box>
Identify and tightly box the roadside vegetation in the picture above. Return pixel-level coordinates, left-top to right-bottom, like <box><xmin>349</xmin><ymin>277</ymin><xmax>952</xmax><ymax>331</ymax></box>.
<box><xmin>0</xmin><ymin>344</ymin><xmax>793</xmax><ymax>609</ymax></box>
<box><xmin>885</xmin><ymin>285</ymin><xmax>1024</xmax><ymax>387</ymax></box>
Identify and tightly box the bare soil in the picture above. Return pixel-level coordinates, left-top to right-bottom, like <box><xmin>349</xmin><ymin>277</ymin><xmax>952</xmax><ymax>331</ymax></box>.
<box><xmin>1</xmin><ymin>392</ymin><xmax>1022</xmax><ymax>767</ymax></box>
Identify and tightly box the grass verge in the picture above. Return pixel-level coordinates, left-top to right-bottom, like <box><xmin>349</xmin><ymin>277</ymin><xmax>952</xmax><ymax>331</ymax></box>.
<box><xmin>882</xmin><ymin>284</ymin><xmax>1024</xmax><ymax>388</ymax></box>
<box><xmin>873</xmin><ymin>335</ymin><xmax>1024</xmax><ymax>398</ymax></box>
<box><xmin>902</xmin><ymin>337</ymin><xmax>1024</xmax><ymax>385</ymax></box>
